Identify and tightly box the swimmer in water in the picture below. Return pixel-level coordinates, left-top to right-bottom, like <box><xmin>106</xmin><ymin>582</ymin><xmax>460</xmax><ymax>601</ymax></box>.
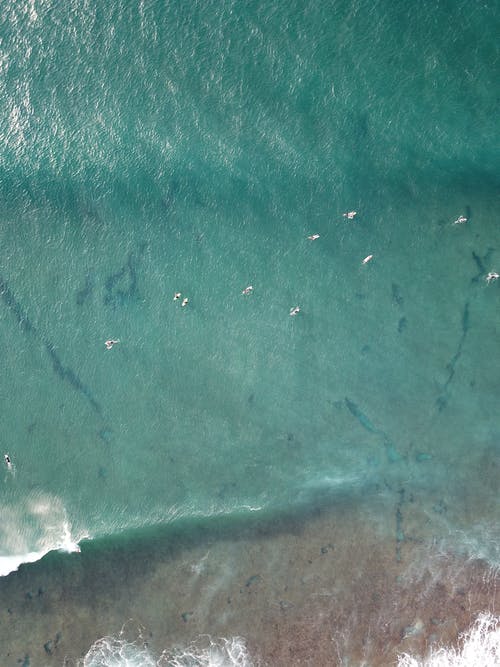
<box><xmin>4</xmin><ymin>453</ymin><xmax>12</xmax><ymax>469</ymax></box>
<box><xmin>307</xmin><ymin>234</ymin><xmax>320</xmax><ymax>240</ymax></box>
<box><xmin>181</xmin><ymin>297</ymin><xmax>189</xmax><ymax>307</ymax></box>
<box><xmin>242</xmin><ymin>285</ymin><xmax>253</xmax><ymax>295</ymax></box>
<box><xmin>343</xmin><ymin>211</ymin><xmax>357</xmax><ymax>220</ymax></box>
<box><xmin>173</xmin><ymin>292</ymin><xmax>181</xmax><ymax>301</ymax></box>
<box><xmin>105</xmin><ymin>339</ymin><xmax>120</xmax><ymax>350</ymax></box>
<box><xmin>290</xmin><ymin>306</ymin><xmax>300</xmax><ymax>316</ymax></box>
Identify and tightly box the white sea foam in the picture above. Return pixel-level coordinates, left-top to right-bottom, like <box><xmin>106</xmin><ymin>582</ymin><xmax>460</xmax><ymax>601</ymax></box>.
<box><xmin>300</xmin><ymin>472</ymin><xmax>363</xmax><ymax>495</ymax></box>
<box><xmin>81</xmin><ymin>635</ymin><xmax>254</xmax><ymax>667</ymax></box>
<box><xmin>397</xmin><ymin>613</ymin><xmax>500</xmax><ymax>667</ymax></box>
<box><xmin>165</xmin><ymin>637</ymin><xmax>253</xmax><ymax>667</ymax></box>
<box><xmin>0</xmin><ymin>525</ymin><xmax>83</xmax><ymax>577</ymax></box>
<box><xmin>0</xmin><ymin>493</ymin><xmax>86</xmax><ymax>576</ymax></box>
<box><xmin>237</xmin><ymin>505</ymin><xmax>263</xmax><ymax>513</ymax></box>
<box><xmin>58</xmin><ymin>520</ymin><xmax>85</xmax><ymax>554</ymax></box>
<box><xmin>81</xmin><ymin>635</ymin><xmax>156</xmax><ymax>667</ymax></box>
<box><xmin>0</xmin><ymin>551</ymin><xmax>48</xmax><ymax>577</ymax></box>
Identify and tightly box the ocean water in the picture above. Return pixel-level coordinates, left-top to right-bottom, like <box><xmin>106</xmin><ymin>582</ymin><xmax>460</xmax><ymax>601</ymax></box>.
<box><xmin>398</xmin><ymin>613</ymin><xmax>500</xmax><ymax>667</ymax></box>
<box><xmin>0</xmin><ymin>0</ymin><xmax>499</xmax><ymax>664</ymax></box>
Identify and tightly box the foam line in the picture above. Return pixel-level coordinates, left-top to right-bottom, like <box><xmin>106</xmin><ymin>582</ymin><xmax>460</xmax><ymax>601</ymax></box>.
<box><xmin>398</xmin><ymin>613</ymin><xmax>500</xmax><ymax>667</ymax></box>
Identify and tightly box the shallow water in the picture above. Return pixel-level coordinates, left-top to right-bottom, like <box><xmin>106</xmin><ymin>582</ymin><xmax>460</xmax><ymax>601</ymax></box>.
<box><xmin>0</xmin><ymin>0</ymin><xmax>499</xmax><ymax>664</ymax></box>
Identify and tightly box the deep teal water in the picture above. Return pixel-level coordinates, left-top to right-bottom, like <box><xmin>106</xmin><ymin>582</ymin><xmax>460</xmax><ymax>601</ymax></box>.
<box><xmin>0</xmin><ymin>0</ymin><xmax>499</xmax><ymax>659</ymax></box>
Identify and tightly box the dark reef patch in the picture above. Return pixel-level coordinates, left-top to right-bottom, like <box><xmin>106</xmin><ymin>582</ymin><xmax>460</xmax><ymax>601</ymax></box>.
<box><xmin>391</xmin><ymin>283</ymin><xmax>404</xmax><ymax>308</ymax></box>
<box><xmin>45</xmin><ymin>343</ymin><xmax>102</xmax><ymax>415</ymax></box>
<box><xmin>471</xmin><ymin>248</ymin><xmax>494</xmax><ymax>283</ymax></box>
<box><xmin>103</xmin><ymin>244</ymin><xmax>146</xmax><ymax>308</ymax></box>
<box><xmin>436</xmin><ymin>302</ymin><xmax>470</xmax><ymax>410</ymax></box>
<box><xmin>0</xmin><ymin>275</ymin><xmax>101</xmax><ymax>416</ymax></box>
<box><xmin>344</xmin><ymin>398</ymin><xmax>401</xmax><ymax>462</ymax></box>
<box><xmin>395</xmin><ymin>487</ymin><xmax>406</xmax><ymax>562</ymax></box>
<box><xmin>76</xmin><ymin>275</ymin><xmax>94</xmax><ymax>306</ymax></box>
<box><xmin>0</xmin><ymin>277</ymin><xmax>36</xmax><ymax>334</ymax></box>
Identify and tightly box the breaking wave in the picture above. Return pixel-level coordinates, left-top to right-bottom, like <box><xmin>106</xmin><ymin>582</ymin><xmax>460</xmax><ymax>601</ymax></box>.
<box><xmin>80</xmin><ymin>634</ymin><xmax>254</xmax><ymax>667</ymax></box>
<box><xmin>0</xmin><ymin>492</ymin><xmax>85</xmax><ymax>576</ymax></box>
<box><xmin>398</xmin><ymin>613</ymin><xmax>500</xmax><ymax>667</ymax></box>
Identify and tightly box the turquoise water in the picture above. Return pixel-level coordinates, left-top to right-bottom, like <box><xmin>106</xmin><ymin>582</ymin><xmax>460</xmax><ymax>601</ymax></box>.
<box><xmin>0</xmin><ymin>0</ymin><xmax>499</xmax><ymax>662</ymax></box>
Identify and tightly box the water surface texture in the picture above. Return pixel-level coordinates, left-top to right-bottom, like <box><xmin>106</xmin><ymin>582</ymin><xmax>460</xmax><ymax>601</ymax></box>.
<box><xmin>0</xmin><ymin>0</ymin><xmax>499</xmax><ymax>664</ymax></box>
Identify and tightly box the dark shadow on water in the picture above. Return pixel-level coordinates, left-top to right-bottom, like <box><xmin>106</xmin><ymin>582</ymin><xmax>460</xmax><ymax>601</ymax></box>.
<box><xmin>0</xmin><ymin>483</ymin><xmax>386</xmax><ymax>598</ymax></box>
<box><xmin>0</xmin><ymin>275</ymin><xmax>102</xmax><ymax>416</ymax></box>
<box><xmin>103</xmin><ymin>244</ymin><xmax>146</xmax><ymax>308</ymax></box>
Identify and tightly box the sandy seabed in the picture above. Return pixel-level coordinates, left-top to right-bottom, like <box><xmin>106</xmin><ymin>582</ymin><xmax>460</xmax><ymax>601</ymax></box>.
<box><xmin>0</xmin><ymin>492</ymin><xmax>498</xmax><ymax>667</ymax></box>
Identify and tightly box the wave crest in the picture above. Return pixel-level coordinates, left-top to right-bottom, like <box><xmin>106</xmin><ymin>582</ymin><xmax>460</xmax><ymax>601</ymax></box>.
<box><xmin>0</xmin><ymin>492</ymin><xmax>85</xmax><ymax>576</ymax></box>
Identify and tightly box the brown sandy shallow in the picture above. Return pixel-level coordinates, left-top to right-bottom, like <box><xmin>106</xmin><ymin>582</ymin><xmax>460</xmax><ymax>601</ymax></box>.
<box><xmin>0</xmin><ymin>492</ymin><xmax>498</xmax><ymax>666</ymax></box>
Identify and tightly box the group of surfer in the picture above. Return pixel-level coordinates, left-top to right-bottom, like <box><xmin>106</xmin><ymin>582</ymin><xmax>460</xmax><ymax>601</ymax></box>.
<box><xmin>4</xmin><ymin>211</ymin><xmax>499</xmax><ymax>472</ymax></box>
<box><xmin>101</xmin><ymin>209</ymin><xmax>499</xmax><ymax>353</ymax></box>
<box><xmin>173</xmin><ymin>292</ymin><xmax>189</xmax><ymax>307</ymax></box>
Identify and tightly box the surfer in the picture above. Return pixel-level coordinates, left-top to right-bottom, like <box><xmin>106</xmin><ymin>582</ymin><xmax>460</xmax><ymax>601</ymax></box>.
<box><xmin>242</xmin><ymin>285</ymin><xmax>253</xmax><ymax>295</ymax></box>
<box><xmin>290</xmin><ymin>306</ymin><xmax>300</xmax><ymax>316</ymax></box>
<box><xmin>486</xmin><ymin>271</ymin><xmax>499</xmax><ymax>284</ymax></box>
<box><xmin>343</xmin><ymin>211</ymin><xmax>357</xmax><ymax>220</ymax></box>
<box><xmin>4</xmin><ymin>453</ymin><xmax>12</xmax><ymax>469</ymax></box>
<box><xmin>105</xmin><ymin>339</ymin><xmax>120</xmax><ymax>350</ymax></box>
<box><xmin>307</xmin><ymin>234</ymin><xmax>320</xmax><ymax>240</ymax></box>
<box><xmin>181</xmin><ymin>297</ymin><xmax>189</xmax><ymax>307</ymax></box>
<box><xmin>173</xmin><ymin>292</ymin><xmax>181</xmax><ymax>301</ymax></box>
<box><xmin>453</xmin><ymin>215</ymin><xmax>467</xmax><ymax>224</ymax></box>
<box><xmin>362</xmin><ymin>254</ymin><xmax>373</xmax><ymax>264</ymax></box>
